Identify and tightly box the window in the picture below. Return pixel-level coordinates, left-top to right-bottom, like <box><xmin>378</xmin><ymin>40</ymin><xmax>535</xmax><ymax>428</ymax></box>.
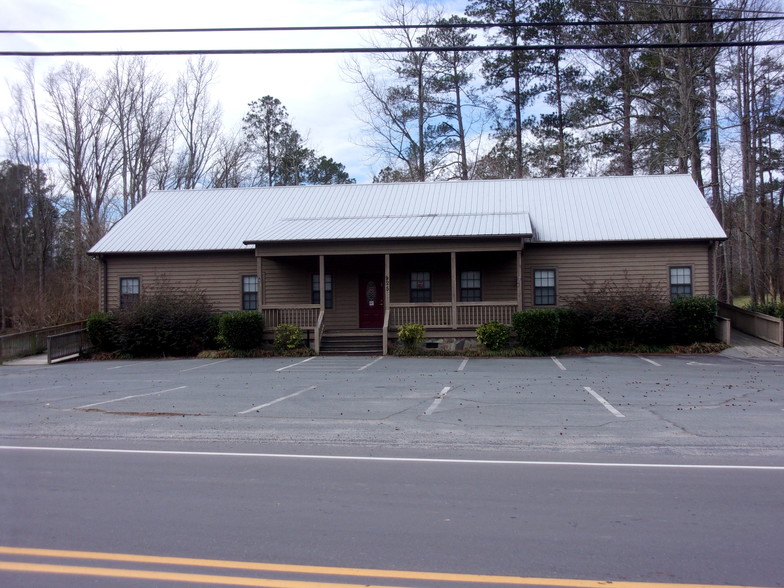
<box><xmin>670</xmin><ymin>267</ymin><xmax>692</xmax><ymax>299</ymax></box>
<box><xmin>410</xmin><ymin>271</ymin><xmax>432</xmax><ymax>303</ymax></box>
<box><xmin>533</xmin><ymin>269</ymin><xmax>556</xmax><ymax>306</ymax></box>
<box><xmin>311</xmin><ymin>274</ymin><xmax>333</xmax><ymax>309</ymax></box>
<box><xmin>242</xmin><ymin>275</ymin><xmax>258</xmax><ymax>310</ymax></box>
<box><xmin>119</xmin><ymin>277</ymin><xmax>140</xmax><ymax>309</ymax></box>
<box><xmin>460</xmin><ymin>271</ymin><xmax>482</xmax><ymax>302</ymax></box>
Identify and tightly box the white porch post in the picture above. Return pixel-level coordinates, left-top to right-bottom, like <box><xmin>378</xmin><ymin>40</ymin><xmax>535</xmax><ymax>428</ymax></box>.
<box><xmin>318</xmin><ymin>255</ymin><xmax>325</xmax><ymax>314</ymax></box>
<box><xmin>451</xmin><ymin>251</ymin><xmax>457</xmax><ymax>329</ymax></box>
<box><xmin>383</xmin><ymin>254</ymin><xmax>390</xmax><ymax>355</ymax></box>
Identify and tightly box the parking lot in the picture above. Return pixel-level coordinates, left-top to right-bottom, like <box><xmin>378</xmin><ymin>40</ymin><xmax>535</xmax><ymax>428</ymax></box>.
<box><xmin>2</xmin><ymin>354</ymin><xmax>784</xmax><ymax>458</ymax></box>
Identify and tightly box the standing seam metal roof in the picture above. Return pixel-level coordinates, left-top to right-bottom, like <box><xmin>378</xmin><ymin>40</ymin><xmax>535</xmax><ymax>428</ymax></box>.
<box><xmin>88</xmin><ymin>175</ymin><xmax>726</xmax><ymax>254</ymax></box>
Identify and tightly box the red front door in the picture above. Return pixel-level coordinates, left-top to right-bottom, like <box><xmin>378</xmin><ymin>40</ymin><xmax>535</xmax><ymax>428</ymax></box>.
<box><xmin>358</xmin><ymin>276</ymin><xmax>385</xmax><ymax>328</ymax></box>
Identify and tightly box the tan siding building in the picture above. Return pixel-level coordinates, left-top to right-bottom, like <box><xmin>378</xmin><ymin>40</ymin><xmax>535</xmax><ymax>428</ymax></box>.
<box><xmin>90</xmin><ymin>176</ymin><xmax>727</xmax><ymax>353</ymax></box>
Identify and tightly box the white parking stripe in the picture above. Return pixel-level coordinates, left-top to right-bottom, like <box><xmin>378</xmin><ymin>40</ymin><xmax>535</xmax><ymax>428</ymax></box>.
<box><xmin>76</xmin><ymin>386</ymin><xmax>188</xmax><ymax>409</ymax></box>
<box><xmin>237</xmin><ymin>385</ymin><xmax>317</xmax><ymax>414</ymax></box>
<box><xmin>584</xmin><ymin>386</ymin><xmax>625</xmax><ymax>418</ymax></box>
<box><xmin>424</xmin><ymin>387</ymin><xmax>451</xmax><ymax>415</ymax></box>
<box><xmin>638</xmin><ymin>356</ymin><xmax>662</xmax><ymax>367</ymax></box>
<box><xmin>275</xmin><ymin>356</ymin><xmax>315</xmax><ymax>372</ymax></box>
<box><xmin>457</xmin><ymin>358</ymin><xmax>469</xmax><ymax>372</ymax></box>
<box><xmin>358</xmin><ymin>357</ymin><xmax>383</xmax><ymax>371</ymax></box>
<box><xmin>180</xmin><ymin>359</ymin><xmax>232</xmax><ymax>372</ymax></box>
<box><xmin>551</xmin><ymin>357</ymin><xmax>566</xmax><ymax>371</ymax></box>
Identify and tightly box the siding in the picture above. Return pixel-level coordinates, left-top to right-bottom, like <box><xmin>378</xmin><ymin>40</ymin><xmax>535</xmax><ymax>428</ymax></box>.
<box><xmin>103</xmin><ymin>251</ymin><xmax>257</xmax><ymax>312</ymax></box>
<box><xmin>521</xmin><ymin>242</ymin><xmax>711</xmax><ymax>308</ymax></box>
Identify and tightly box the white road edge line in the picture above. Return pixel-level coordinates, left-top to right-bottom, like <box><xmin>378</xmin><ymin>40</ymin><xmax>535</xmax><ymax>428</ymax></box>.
<box><xmin>638</xmin><ymin>356</ymin><xmax>662</xmax><ymax>367</ymax></box>
<box><xmin>457</xmin><ymin>358</ymin><xmax>469</xmax><ymax>372</ymax></box>
<box><xmin>2</xmin><ymin>446</ymin><xmax>782</xmax><ymax>470</ymax></box>
<box><xmin>358</xmin><ymin>357</ymin><xmax>383</xmax><ymax>371</ymax></box>
<box><xmin>275</xmin><ymin>356</ymin><xmax>315</xmax><ymax>372</ymax></box>
<box><xmin>584</xmin><ymin>386</ymin><xmax>625</xmax><ymax>418</ymax></box>
<box><xmin>180</xmin><ymin>359</ymin><xmax>232</xmax><ymax>372</ymax></box>
<box><xmin>551</xmin><ymin>357</ymin><xmax>566</xmax><ymax>371</ymax></box>
<box><xmin>424</xmin><ymin>386</ymin><xmax>451</xmax><ymax>415</ymax></box>
<box><xmin>237</xmin><ymin>385</ymin><xmax>317</xmax><ymax>415</ymax></box>
<box><xmin>76</xmin><ymin>386</ymin><xmax>188</xmax><ymax>409</ymax></box>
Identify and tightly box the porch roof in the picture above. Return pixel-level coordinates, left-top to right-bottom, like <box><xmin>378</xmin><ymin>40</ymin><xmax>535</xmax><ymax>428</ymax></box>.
<box><xmin>250</xmin><ymin>212</ymin><xmax>533</xmax><ymax>242</ymax></box>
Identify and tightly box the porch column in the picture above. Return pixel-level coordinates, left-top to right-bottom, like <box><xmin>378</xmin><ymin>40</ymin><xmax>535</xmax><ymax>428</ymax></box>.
<box><xmin>517</xmin><ymin>249</ymin><xmax>523</xmax><ymax>311</ymax></box>
<box><xmin>451</xmin><ymin>251</ymin><xmax>457</xmax><ymax>329</ymax></box>
<box><xmin>257</xmin><ymin>255</ymin><xmax>265</xmax><ymax>306</ymax></box>
<box><xmin>383</xmin><ymin>254</ymin><xmax>390</xmax><ymax>355</ymax></box>
<box><xmin>318</xmin><ymin>255</ymin><xmax>325</xmax><ymax>313</ymax></box>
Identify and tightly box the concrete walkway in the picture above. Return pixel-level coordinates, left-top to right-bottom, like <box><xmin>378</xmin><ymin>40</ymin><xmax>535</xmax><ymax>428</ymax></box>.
<box><xmin>2</xmin><ymin>353</ymin><xmax>48</xmax><ymax>366</ymax></box>
<box><xmin>721</xmin><ymin>329</ymin><xmax>784</xmax><ymax>359</ymax></box>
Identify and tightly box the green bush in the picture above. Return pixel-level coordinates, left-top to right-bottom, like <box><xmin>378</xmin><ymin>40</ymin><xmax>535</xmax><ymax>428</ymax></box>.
<box><xmin>219</xmin><ymin>311</ymin><xmax>265</xmax><ymax>350</ymax></box>
<box><xmin>86</xmin><ymin>311</ymin><xmax>118</xmax><ymax>352</ymax></box>
<box><xmin>273</xmin><ymin>323</ymin><xmax>304</xmax><ymax>353</ymax></box>
<box><xmin>115</xmin><ymin>289</ymin><xmax>214</xmax><ymax>357</ymax></box>
<box><xmin>512</xmin><ymin>309</ymin><xmax>561</xmax><ymax>352</ymax></box>
<box><xmin>476</xmin><ymin>321</ymin><xmax>510</xmax><ymax>351</ymax></box>
<box><xmin>671</xmin><ymin>296</ymin><xmax>717</xmax><ymax>344</ymax></box>
<box><xmin>397</xmin><ymin>323</ymin><xmax>425</xmax><ymax>351</ymax></box>
<box><xmin>567</xmin><ymin>280</ymin><xmax>673</xmax><ymax>346</ymax></box>
<box><xmin>745</xmin><ymin>301</ymin><xmax>784</xmax><ymax>319</ymax></box>
<box><xmin>554</xmin><ymin>307</ymin><xmax>579</xmax><ymax>347</ymax></box>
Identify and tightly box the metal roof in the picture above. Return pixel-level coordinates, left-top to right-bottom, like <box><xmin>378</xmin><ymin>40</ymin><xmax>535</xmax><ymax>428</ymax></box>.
<box><xmin>88</xmin><ymin>175</ymin><xmax>727</xmax><ymax>254</ymax></box>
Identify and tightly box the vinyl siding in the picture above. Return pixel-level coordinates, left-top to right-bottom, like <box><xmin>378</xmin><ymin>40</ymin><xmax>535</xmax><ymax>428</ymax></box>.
<box><xmin>103</xmin><ymin>251</ymin><xmax>257</xmax><ymax>311</ymax></box>
<box><xmin>521</xmin><ymin>242</ymin><xmax>711</xmax><ymax>308</ymax></box>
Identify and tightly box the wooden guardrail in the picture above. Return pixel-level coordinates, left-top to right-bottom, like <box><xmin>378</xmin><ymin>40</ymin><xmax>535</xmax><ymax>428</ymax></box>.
<box><xmin>717</xmin><ymin>302</ymin><xmax>783</xmax><ymax>346</ymax></box>
<box><xmin>47</xmin><ymin>329</ymin><xmax>92</xmax><ymax>363</ymax></box>
<box><xmin>0</xmin><ymin>321</ymin><xmax>87</xmax><ymax>363</ymax></box>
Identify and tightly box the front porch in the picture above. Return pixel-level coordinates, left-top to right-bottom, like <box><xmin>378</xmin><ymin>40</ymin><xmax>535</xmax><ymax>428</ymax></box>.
<box><xmin>256</xmin><ymin>245</ymin><xmax>523</xmax><ymax>354</ymax></box>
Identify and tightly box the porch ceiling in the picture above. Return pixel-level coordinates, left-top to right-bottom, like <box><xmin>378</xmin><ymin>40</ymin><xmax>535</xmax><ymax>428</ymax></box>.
<box><xmin>245</xmin><ymin>212</ymin><xmax>533</xmax><ymax>243</ymax></box>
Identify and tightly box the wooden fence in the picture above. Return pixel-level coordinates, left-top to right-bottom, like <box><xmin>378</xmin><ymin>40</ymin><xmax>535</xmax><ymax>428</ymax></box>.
<box><xmin>717</xmin><ymin>302</ymin><xmax>783</xmax><ymax>346</ymax></box>
<box><xmin>0</xmin><ymin>321</ymin><xmax>87</xmax><ymax>363</ymax></box>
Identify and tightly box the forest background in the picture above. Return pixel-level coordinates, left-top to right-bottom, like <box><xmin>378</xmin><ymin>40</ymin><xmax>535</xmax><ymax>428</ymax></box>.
<box><xmin>1</xmin><ymin>0</ymin><xmax>782</xmax><ymax>332</ymax></box>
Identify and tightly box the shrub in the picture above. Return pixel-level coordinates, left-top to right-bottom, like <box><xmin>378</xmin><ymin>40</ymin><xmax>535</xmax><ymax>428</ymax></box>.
<box><xmin>566</xmin><ymin>279</ymin><xmax>673</xmax><ymax>346</ymax></box>
<box><xmin>273</xmin><ymin>323</ymin><xmax>304</xmax><ymax>353</ymax></box>
<box><xmin>671</xmin><ymin>296</ymin><xmax>717</xmax><ymax>344</ymax></box>
<box><xmin>554</xmin><ymin>307</ymin><xmax>579</xmax><ymax>348</ymax></box>
<box><xmin>397</xmin><ymin>323</ymin><xmax>425</xmax><ymax>351</ymax></box>
<box><xmin>512</xmin><ymin>309</ymin><xmax>561</xmax><ymax>352</ymax></box>
<box><xmin>219</xmin><ymin>311</ymin><xmax>265</xmax><ymax>350</ymax></box>
<box><xmin>115</xmin><ymin>289</ymin><xmax>214</xmax><ymax>357</ymax></box>
<box><xmin>745</xmin><ymin>301</ymin><xmax>784</xmax><ymax>319</ymax></box>
<box><xmin>86</xmin><ymin>311</ymin><xmax>118</xmax><ymax>352</ymax></box>
<box><xmin>476</xmin><ymin>321</ymin><xmax>510</xmax><ymax>351</ymax></box>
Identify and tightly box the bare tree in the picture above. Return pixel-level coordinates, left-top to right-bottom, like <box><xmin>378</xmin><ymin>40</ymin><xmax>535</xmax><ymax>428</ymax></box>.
<box><xmin>172</xmin><ymin>56</ymin><xmax>222</xmax><ymax>189</ymax></box>
<box><xmin>106</xmin><ymin>56</ymin><xmax>171</xmax><ymax>213</ymax></box>
<box><xmin>207</xmin><ymin>128</ymin><xmax>252</xmax><ymax>188</ymax></box>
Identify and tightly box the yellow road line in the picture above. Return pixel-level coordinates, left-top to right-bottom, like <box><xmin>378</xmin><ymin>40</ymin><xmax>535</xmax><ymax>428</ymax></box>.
<box><xmin>0</xmin><ymin>546</ymin><xmax>771</xmax><ymax>588</ymax></box>
<box><xmin>0</xmin><ymin>561</ymin><xmax>407</xmax><ymax>587</ymax></box>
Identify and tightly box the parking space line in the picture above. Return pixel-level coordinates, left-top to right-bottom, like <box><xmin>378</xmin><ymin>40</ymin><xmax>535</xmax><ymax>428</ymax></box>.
<box><xmin>638</xmin><ymin>356</ymin><xmax>662</xmax><ymax>367</ymax></box>
<box><xmin>237</xmin><ymin>385</ymin><xmax>317</xmax><ymax>415</ymax></box>
<box><xmin>180</xmin><ymin>359</ymin><xmax>232</xmax><ymax>373</ymax></box>
<box><xmin>76</xmin><ymin>386</ymin><xmax>188</xmax><ymax>410</ymax></box>
<box><xmin>275</xmin><ymin>357</ymin><xmax>315</xmax><ymax>372</ymax></box>
<box><xmin>424</xmin><ymin>387</ymin><xmax>451</xmax><ymax>416</ymax></box>
<box><xmin>0</xmin><ymin>386</ymin><xmax>63</xmax><ymax>398</ymax></box>
<box><xmin>551</xmin><ymin>357</ymin><xmax>566</xmax><ymax>371</ymax></box>
<box><xmin>457</xmin><ymin>358</ymin><xmax>469</xmax><ymax>372</ymax></box>
<box><xmin>584</xmin><ymin>387</ymin><xmax>625</xmax><ymax>418</ymax></box>
<box><xmin>358</xmin><ymin>357</ymin><xmax>383</xmax><ymax>371</ymax></box>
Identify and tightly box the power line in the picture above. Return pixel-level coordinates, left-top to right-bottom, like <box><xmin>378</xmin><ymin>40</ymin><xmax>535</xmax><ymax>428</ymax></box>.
<box><xmin>1</xmin><ymin>16</ymin><xmax>783</xmax><ymax>35</ymax></box>
<box><xmin>2</xmin><ymin>39</ymin><xmax>783</xmax><ymax>58</ymax></box>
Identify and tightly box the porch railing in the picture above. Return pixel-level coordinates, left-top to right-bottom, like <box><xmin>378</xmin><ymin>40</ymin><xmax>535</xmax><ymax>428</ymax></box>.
<box><xmin>388</xmin><ymin>301</ymin><xmax>518</xmax><ymax>329</ymax></box>
<box><xmin>261</xmin><ymin>305</ymin><xmax>320</xmax><ymax>329</ymax></box>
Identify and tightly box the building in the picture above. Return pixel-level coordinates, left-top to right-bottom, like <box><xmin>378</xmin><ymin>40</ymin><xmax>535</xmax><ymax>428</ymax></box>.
<box><xmin>89</xmin><ymin>175</ymin><xmax>727</xmax><ymax>353</ymax></box>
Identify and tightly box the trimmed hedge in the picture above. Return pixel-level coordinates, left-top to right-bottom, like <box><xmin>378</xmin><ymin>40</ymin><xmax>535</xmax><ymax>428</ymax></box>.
<box><xmin>476</xmin><ymin>321</ymin><xmax>510</xmax><ymax>351</ymax></box>
<box><xmin>86</xmin><ymin>311</ymin><xmax>118</xmax><ymax>352</ymax></box>
<box><xmin>670</xmin><ymin>296</ymin><xmax>717</xmax><ymax>344</ymax></box>
<box><xmin>273</xmin><ymin>323</ymin><xmax>304</xmax><ymax>353</ymax></box>
<box><xmin>512</xmin><ymin>309</ymin><xmax>561</xmax><ymax>352</ymax></box>
<box><xmin>218</xmin><ymin>311</ymin><xmax>265</xmax><ymax>350</ymax></box>
<box><xmin>397</xmin><ymin>323</ymin><xmax>425</xmax><ymax>351</ymax></box>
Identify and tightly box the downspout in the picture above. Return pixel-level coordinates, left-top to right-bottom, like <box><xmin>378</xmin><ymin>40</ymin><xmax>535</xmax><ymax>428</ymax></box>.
<box><xmin>101</xmin><ymin>255</ymin><xmax>108</xmax><ymax>312</ymax></box>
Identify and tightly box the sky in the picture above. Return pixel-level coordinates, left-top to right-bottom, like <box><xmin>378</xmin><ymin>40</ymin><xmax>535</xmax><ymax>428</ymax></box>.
<box><xmin>0</xmin><ymin>0</ymin><xmax>464</xmax><ymax>184</ymax></box>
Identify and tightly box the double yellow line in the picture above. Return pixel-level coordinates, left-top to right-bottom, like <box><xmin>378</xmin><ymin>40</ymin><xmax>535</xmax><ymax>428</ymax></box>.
<box><xmin>0</xmin><ymin>546</ymin><xmax>767</xmax><ymax>588</ymax></box>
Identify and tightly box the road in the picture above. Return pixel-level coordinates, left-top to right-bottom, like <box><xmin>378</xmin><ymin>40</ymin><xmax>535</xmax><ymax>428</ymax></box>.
<box><xmin>1</xmin><ymin>354</ymin><xmax>783</xmax><ymax>586</ymax></box>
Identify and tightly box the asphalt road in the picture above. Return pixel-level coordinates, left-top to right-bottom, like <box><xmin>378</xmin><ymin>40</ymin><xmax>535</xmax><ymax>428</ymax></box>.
<box><xmin>1</xmin><ymin>354</ymin><xmax>783</xmax><ymax>587</ymax></box>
